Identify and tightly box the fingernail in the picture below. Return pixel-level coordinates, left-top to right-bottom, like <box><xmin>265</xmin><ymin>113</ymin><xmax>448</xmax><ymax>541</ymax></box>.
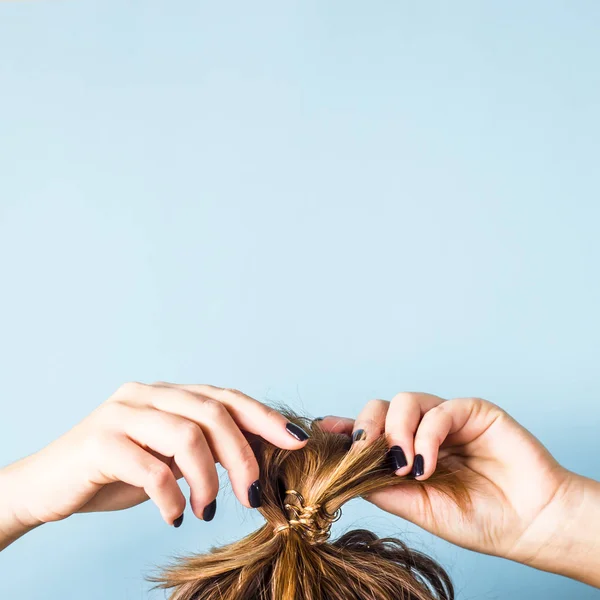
<box><xmin>352</xmin><ymin>429</ymin><xmax>366</xmax><ymax>442</ymax></box>
<box><xmin>386</xmin><ymin>446</ymin><xmax>408</xmax><ymax>471</ymax></box>
<box><xmin>203</xmin><ymin>499</ymin><xmax>217</xmax><ymax>522</ymax></box>
<box><xmin>285</xmin><ymin>422</ymin><xmax>310</xmax><ymax>442</ymax></box>
<box><xmin>314</xmin><ymin>417</ymin><xmax>324</xmax><ymax>422</ymax></box>
<box><xmin>412</xmin><ymin>454</ymin><xmax>425</xmax><ymax>477</ymax></box>
<box><xmin>173</xmin><ymin>513</ymin><xmax>184</xmax><ymax>528</ymax></box>
<box><xmin>248</xmin><ymin>480</ymin><xmax>262</xmax><ymax>508</ymax></box>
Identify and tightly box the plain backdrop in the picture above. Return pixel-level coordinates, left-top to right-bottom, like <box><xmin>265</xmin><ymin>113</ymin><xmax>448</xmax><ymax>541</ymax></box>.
<box><xmin>1</xmin><ymin>1</ymin><xmax>599</xmax><ymax>599</ymax></box>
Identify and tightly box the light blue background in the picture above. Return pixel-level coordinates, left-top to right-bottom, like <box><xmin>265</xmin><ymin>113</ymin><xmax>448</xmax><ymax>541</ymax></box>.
<box><xmin>1</xmin><ymin>1</ymin><xmax>599</xmax><ymax>598</ymax></box>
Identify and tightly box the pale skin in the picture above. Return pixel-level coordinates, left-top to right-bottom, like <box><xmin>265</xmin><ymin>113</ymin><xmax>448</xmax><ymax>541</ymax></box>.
<box><xmin>320</xmin><ymin>393</ymin><xmax>600</xmax><ymax>589</ymax></box>
<box><xmin>0</xmin><ymin>383</ymin><xmax>311</xmax><ymax>546</ymax></box>
<box><xmin>0</xmin><ymin>386</ymin><xmax>598</xmax><ymax>589</ymax></box>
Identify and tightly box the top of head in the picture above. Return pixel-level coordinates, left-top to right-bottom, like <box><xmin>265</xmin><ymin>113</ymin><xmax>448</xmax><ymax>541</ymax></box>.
<box><xmin>154</xmin><ymin>411</ymin><xmax>465</xmax><ymax>600</ymax></box>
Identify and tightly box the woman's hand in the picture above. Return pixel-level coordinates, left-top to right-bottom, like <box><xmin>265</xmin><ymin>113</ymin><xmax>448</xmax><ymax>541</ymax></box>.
<box><xmin>320</xmin><ymin>393</ymin><xmax>600</xmax><ymax>587</ymax></box>
<box><xmin>0</xmin><ymin>382</ymin><xmax>310</xmax><ymax>549</ymax></box>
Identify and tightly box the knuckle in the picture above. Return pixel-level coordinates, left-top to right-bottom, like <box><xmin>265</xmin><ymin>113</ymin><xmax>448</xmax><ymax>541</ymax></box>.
<box><xmin>179</xmin><ymin>422</ymin><xmax>203</xmax><ymax>449</ymax></box>
<box><xmin>219</xmin><ymin>388</ymin><xmax>245</xmax><ymax>403</ymax></box>
<box><xmin>95</xmin><ymin>401</ymin><xmax>126</xmax><ymax>427</ymax></box>
<box><xmin>115</xmin><ymin>381</ymin><xmax>146</xmax><ymax>399</ymax></box>
<box><xmin>365</xmin><ymin>398</ymin><xmax>389</xmax><ymax>410</ymax></box>
<box><xmin>420</xmin><ymin>405</ymin><xmax>451</xmax><ymax>434</ymax></box>
<box><xmin>391</xmin><ymin>391</ymin><xmax>420</xmax><ymax>405</ymax></box>
<box><xmin>474</xmin><ymin>396</ymin><xmax>499</xmax><ymax>411</ymax></box>
<box><xmin>452</xmin><ymin>396</ymin><xmax>483</xmax><ymax>406</ymax></box>
<box><xmin>223</xmin><ymin>387</ymin><xmax>242</xmax><ymax>397</ymax></box>
<box><xmin>168</xmin><ymin>388</ymin><xmax>200</xmax><ymax>409</ymax></box>
<box><xmin>146</xmin><ymin>463</ymin><xmax>173</xmax><ymax>489</ymax></box>
<box><xmin>425</xmin><ymin>403</ymin><xmax>446</xmax><ymax>419</ymax></box>
<box><xmin>452</xmin><ymin>396</ymin><xmax>498</xmax><ymax>414</ymax></box>
<box><xmin>200</xmin><ymin>398</ymin><xmax>227</xmax><ymax>421</ymax></box>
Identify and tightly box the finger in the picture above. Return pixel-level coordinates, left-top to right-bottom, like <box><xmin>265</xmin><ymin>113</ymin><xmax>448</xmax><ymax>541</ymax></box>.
<box><xmin>349</xmin><ymin>399</ymin><xmax>389</xmax><ymax>444</ymax></box>
<box><xmin>441</xmin><ymin>397</ymin><xmax>505</xmax><ymax>448</ymax></box>
<box><xmin>118</xmin><ymin>385</ymin><xmax>261</xmax><ymax>508</ymax></box>
<box><xmin>120</xmin><ymin>406</ymin><xmax>219</xmax><ymax>520</ymax></box>
<box><xmin>153</xmin><ymin>383</ymin><xmax>311</xmax><ymax>450</ymax></box>
<box><xmin>317</xmin><ymin>415</ymin><xmax>354</xmax><ymax>435</ymax></box>
<box><xmin>97</xmin><ymin>435</ymin><xmax>185</xmax><ymax>526</ymax></box>
<box><xmin>411</xmin><ymin>405</ymin><xmax>454</xmax><ymax>480</ymax></box>
<box><xmin>412</xmin><ymin>397</ymin><xmax>493</xmax><ymax>480</ymax></box>
<box><xmin>385</xmin><ymin>392</ymin><xmax>446</xmax><ymax>476</ymax></box>
<box><xmin>78</xmin><ymin>481</ymin><xmax>149</xmax><ymax>513</ymax></box>
<box><xmin>366</xmin><ymin>483</ymin><xmax>452</xmax><ymax>529</ymax></box>
<box><xmin>80</xmin><ymin>451</ymin><xmax>183</xmax><ymax>513</ymax></box>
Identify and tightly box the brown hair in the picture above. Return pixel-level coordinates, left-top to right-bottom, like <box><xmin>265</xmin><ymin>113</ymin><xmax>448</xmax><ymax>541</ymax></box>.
<box><xmin>152</xmin><ymin>412</ymin><xmax>468</xmax><ymax>600</ymax></box>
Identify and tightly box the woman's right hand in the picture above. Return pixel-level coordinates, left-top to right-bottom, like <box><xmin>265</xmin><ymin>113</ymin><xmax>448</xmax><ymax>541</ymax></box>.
<box><xmin>0</xmin><ymin>382</ymin><xmax>310</xmax><ymax>549</ymax></box>
<box><xmin>320</xmin><ymin>394</ymin><xmax>600</xmax><ymax>588</ymax></box>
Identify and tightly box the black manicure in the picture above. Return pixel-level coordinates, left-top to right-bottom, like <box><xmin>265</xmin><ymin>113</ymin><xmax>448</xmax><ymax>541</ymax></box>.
<box><xmin>285</xmin><ymin>422</ymin><xmax>310</xmax><ymax>442</ymax></box>
<box><xmin>173</xmin><ymin>513</ymin><xmax>184</xmax><ymax>528</ymax></box>
<box><xmin>313</xmin><ymin>417</ymin><xmax>324</xmax><ymax>422</ymax></box>
<box><xmin>203</xmin><ymin>499</ymin><xmax>217</xmax><ymax>522</ymax></box>
<box><xmin>248</xmin><ymin>480</ymin><xmax>262</xmax><ymax>508</ymax></box>
<box><xmin>412</xmin><ymin>454</ymin><xmax>425</xmax><ymax>477</ymax></box>
<box><xmin>387</xmin><ymin>446</ymin><xmax>408</xmax><ymax>471</ymax></box>
<box><xmin>352</xmin><ymin>429</ymin><xmax>366</xmax><ymax>442</ymax></box>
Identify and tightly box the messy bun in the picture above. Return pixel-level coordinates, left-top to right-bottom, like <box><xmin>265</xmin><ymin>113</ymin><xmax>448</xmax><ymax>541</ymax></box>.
<box><xmin>153</xmin><ymin>412</ymin><xmax>467</xmax><ymax>600</ymax></box>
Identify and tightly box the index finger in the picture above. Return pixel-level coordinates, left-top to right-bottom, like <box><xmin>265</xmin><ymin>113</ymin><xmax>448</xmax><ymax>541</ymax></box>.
<box><xmin>158</xmin><ymin>384</ymin><xmax>310</xmax><ymax>450</ymax></box>
<box><xmin>318</xmin><ymin>415</ymin><xmax>355</xmax><ymax>435</ymax></box>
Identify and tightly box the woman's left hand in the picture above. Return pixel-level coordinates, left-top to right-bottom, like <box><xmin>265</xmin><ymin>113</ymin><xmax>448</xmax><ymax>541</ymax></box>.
<box><xmin>318</xmin><ymin>393</ymin><xmax>577</xmax><ymax>572</ymax></box>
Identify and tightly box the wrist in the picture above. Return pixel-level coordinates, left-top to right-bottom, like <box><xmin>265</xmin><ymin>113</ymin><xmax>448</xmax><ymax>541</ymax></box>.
<box><xmin>509</xmin><ymin>469</ymin><xmax>600</xmax><ymax>587</ymax></box>
<box><xmin>0</xmin><ymin>458</ymin><xmax>43</xmax><ymax>551</ymax></box>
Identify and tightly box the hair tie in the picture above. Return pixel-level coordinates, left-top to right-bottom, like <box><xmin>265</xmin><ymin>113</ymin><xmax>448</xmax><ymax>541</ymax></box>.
<box><xmin>273</xmin><ymin>489</ymin><xmax>341</xmax><ymax>544</ymax></box>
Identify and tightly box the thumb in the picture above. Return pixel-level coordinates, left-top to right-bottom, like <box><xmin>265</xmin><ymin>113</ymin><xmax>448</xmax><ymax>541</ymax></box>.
<box><xmin>366</xmin><ymin>469</ymin><xmax>468</xmax><ymax>534</ymax></box>
<box><xmin>366</xmin><ymin>485</ymin><xmax>434</xmax><ymax>526</ymax></box>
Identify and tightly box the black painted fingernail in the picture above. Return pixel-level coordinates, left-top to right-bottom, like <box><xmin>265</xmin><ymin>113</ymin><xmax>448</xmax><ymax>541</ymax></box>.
<box><xmin>248</xmin><ymin>480</ymin><xmax>262</xmax><ymax>508</ymax></box>
<box><xmin>203</xmin><ymin>499</ymin><xmax>217</xmax><ymax>522</ymax></box>
<box><xmin>314</xmin><ymin>417</ymin><xmax>324</xmax><ymax>422</ymax></box>
<box><xmin>285</xmin><ymin>422</ymin><xmax>310</xmax><ymax>442</ymax></box>
<box><xmin>412</xmin><ymin>454</ymin><xmax>425</xmax><ymax>477</ymax></box>
<box><xmin>173</xmin><ymin>513</ymin><xmax>184</xmax><ymax>528</ymax></box>
<box><xmin>387</xmin><ymin>446</ymin><xmax>408</xmax><ymax>471</ymax></box>
<box><xmin>352</xmin><ymin>429</ymin><xmax>366</xmax><ymax>442</ymax></box>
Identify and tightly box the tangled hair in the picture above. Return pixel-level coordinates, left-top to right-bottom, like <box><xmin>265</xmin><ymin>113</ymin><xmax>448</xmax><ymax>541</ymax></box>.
<box><xmin>153</xmin><ymin>412</ymin><xmax>468</xmax><ymax>600</ymax></box>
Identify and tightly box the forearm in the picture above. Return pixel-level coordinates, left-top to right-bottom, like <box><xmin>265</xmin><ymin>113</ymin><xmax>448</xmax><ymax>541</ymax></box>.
<box><xmin>515</xmin><ymin>472</ymin><xmax>600</xmax><ymax>588</ymax></box>
<box><xmin>0</xmin><ymin>459</ymin><xmax>41</xmax><ymax>551</ymax></box>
